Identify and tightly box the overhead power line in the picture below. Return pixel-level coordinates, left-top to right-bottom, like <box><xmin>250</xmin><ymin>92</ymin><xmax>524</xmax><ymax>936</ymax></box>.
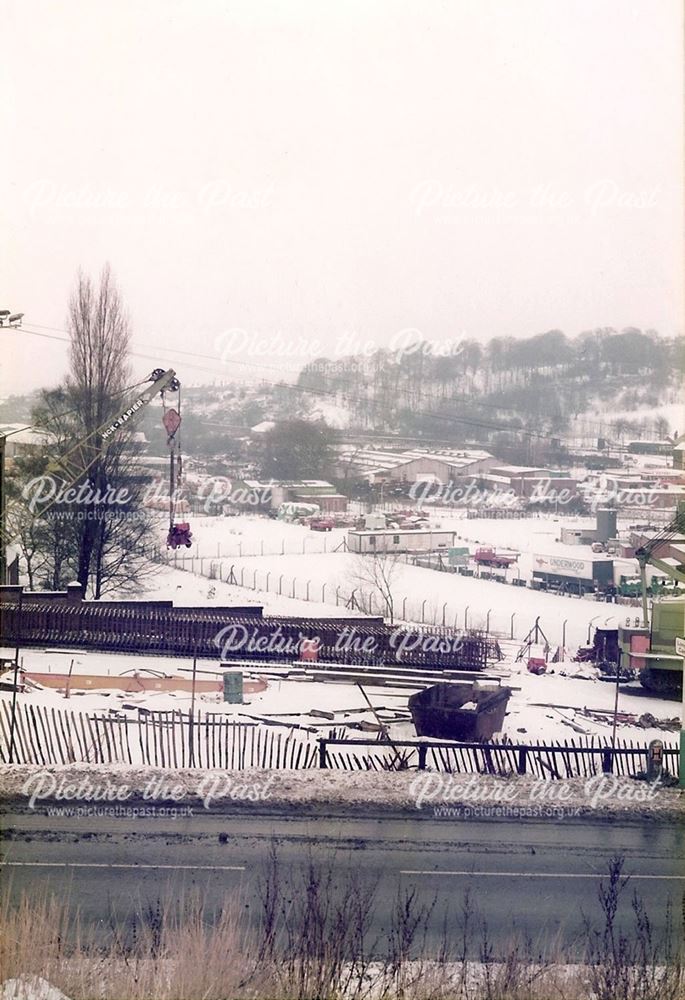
<box><xmin>6</xmin><ymin>322</ymin><xmax>674</xmax><ymax>453</ymax></box>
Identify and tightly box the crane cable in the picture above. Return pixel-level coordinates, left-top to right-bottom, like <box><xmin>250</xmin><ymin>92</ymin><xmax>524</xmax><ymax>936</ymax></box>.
<box><xmin>1</xmin><ymin>377</ymin><xmax>152</xmax><ymax>440</ymax></box>
<box><xmin>161</xmin><ymin>383</ymin><xmax>182</xmax><ymax>533</ymax></box>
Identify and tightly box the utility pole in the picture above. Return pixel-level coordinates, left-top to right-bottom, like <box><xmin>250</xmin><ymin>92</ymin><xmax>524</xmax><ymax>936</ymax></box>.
<box><xmin>0</xmin><ymin>309</ymin><xmax>23</xmax><ymax>585</ymax></box>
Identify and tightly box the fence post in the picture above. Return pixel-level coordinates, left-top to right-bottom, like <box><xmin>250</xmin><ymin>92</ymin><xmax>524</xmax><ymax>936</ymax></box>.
<box><xmin>306</xmin><ymin>580</ymin><xmax>310</xmax><ymax>601</ymax></box>
<box><xmin>587</xmin><ymin>616</ymin><xmax>599</xmax><ymax>644</ymax></box>
<box><xmin>517</xmin><ymin>748</ymin><xmax>527</xmax><ymax>775</ymax></box>
<box><xmin>403</xmin><ymin>597</ymin><xmax>407</xmax><ymax>619</ymax></box>
<box><xmin>279</xmin><ymin>575</ymin><xmax>283</xmax><ymax>595</ymax></box>
<box><xmin>442</xmin><ymin>603</ymin><xmax>447</xmax><ymax>626</ymax></box>
<box><xmin>239</xmin><ymin>542</ymin><xmax>242</xmax><ymax>556</ymax></box>
<box><xmin>418</xmin><ymin>745</ymin><xmax>427</xmax><ymax>770</ymax></box>
<box><xmin>318</xmin><ymin>738</ymin><xmax>327</xmax><ymax>769</ymax></box>
<box><xmin>464</xmin><ymin>606</ymin><xmax>469</xmax><ymax>629</ymax></box>
<box><xmin>291</xmin><ymin>578</ymin><xmax>296</xmax><ymax>598</ymax></box>
<box><xmin>240</xmin><ymin>568</ymin><xmax>244</xmax><ymax>586</ymax></box>
<box><xmin>562</xmin><ymin>619</ymin><xmax>567</xmax><ymax>649</ymax></box>
<box><xmin>281</xmin><ymin>540</ymin><xmax>285</xmax><ymax>555</ymax></box>
<box><xmin>421</xmin><ymin>599</ymin><xmax>426</xmax><ymax>623</ymax></box>
<box><xmin>261</xmin><ymin>540</ymin><xmax>264</xmax><ymax>556</ymax></box>
<box><xmin>253</xmin><ymin>569</ymin><xmax>258</xmax><ymax>589</ymax></box>
<box><xmin>335</xmin><ymin>586</ymin><xmax>340</xmax><ymax>606</ymax></box>
<box><xmin>486</xmin><ymin>609</ymin><xmax>492</xmax><ymax>635</ymax></box>
<box><xmin>322</xmin><ymin>583</ymin><xmax>326</xmax><ymax>602</ymax></box>
<box><xmin>602</xmin><ymin>749</ymin><xmax>613</xmax><ymax>774</ymax></box>
<box><xmin>510</xmin><ymin>612</ymin><xmax>516</xmax><ymax>639</ymax></box>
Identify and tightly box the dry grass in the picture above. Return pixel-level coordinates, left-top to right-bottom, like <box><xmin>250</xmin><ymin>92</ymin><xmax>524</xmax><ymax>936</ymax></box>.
<box><xmin>0</xmin><ymin>852</ymin><xmax>682</xmax><ymax>1000</ymax></box>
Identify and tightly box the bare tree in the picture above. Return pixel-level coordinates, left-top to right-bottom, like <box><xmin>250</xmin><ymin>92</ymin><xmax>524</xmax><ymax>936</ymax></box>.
<box><xmin>350</xmin><ymin>550</ymin><xmax>403</xmax><ymax>622</ymax></box>
<box><xmin>65</xmin><ymin>265</ymin><xmax>133</xmax><ymax>591</ymax></box>
<box><xmin>654</xmin><ymin>415</ymin><xmax>670</xmax><ymax>440</ymax></box>
<box><xmin>12</xmin><ymin>265</ymin><xmax>157</xmax><ymax>597</ymax></box>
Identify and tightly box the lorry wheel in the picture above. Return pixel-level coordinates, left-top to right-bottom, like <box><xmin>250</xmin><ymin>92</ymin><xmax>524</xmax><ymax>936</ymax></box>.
<box><xmin>639</xmin><ymin>667</ymin><xmax>682</xmax><ymax>698</ymax></box>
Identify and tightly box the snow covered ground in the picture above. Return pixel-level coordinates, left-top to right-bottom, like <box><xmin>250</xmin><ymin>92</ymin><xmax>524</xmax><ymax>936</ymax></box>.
<box><xmin>2</xmin><ymin>640</ymin><xmax>680</xmax><ymax>747</ymax></box>
<box><xmin>1</xmin><ymin>761</ymin><xmax>681</xmax><ymax>819</ymax></box>
<box><xmin>3</xmin><ymin>511</ymin><xmax>672</xmax><ymax>766</ymax></box>
<box><xmin>156</xmin><ymin>513</ymin><xmax>632</xmax><ymax>647</ymax></box>
<box><xmin>139</xmin><ymin>560</ymin><xmax>358</xmax><ymax>618</ymax></box>
<box><xmin>174</xmin><ymin>514</ymin><xmax>348</xmax><ymax>559</ymax></box>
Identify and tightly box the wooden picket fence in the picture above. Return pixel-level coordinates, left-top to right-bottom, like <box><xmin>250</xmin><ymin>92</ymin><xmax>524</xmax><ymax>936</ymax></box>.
<box><xmin>0</xmin><ymin>702</ymin><xmax>679</xmax><ymax>779</ymax></box>
<box><xmin>0</xmin><ymin>702</ymin><xmax>318</xmax><ymax>770</ymax></box>
<box><xmin>317</xmin><ymin>737</ymin><xmax>680</xmax><ymax>779</ymax></box>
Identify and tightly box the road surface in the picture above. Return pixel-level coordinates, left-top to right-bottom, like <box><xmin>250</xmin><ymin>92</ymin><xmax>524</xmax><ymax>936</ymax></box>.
<box><xmin>2</xmin><ymin>805</ymin><xmax>683</xmax><ymax>955</ymax></box>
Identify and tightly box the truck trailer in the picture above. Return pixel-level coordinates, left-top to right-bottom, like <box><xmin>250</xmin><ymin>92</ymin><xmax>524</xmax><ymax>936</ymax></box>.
<box><xmin>531</xmin><ymin>553</ymin><xmax>613</xmax><ymax>595</ymax></box>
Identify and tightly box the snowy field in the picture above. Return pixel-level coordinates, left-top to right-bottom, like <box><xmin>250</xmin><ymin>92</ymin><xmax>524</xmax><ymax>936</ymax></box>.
<box><xmin>175</xmin><ymin>514</ymin><xmax>348</xmax><ymax>559</ymax></box>
<box><xmin>1</xmin><ymin>508</ymin><xmax>668</xmax><ymax>765</ymax></box>
<box><xmin>139</xmin><ymin>561</ymin><xmax>359</xmax><ymax>618</ymax></box>
<box><xmin>157</xmin><ymin>514</ymin><xmax>631</xmax><ymax>648</ymax></box>
<box><xmin>2</xmin><ymin>641</ymin><xmax>679</xmax><ymax>747</ymax></box>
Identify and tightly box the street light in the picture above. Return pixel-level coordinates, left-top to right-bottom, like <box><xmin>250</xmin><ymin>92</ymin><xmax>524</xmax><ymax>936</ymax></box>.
<box><xmin>0</xmin><ymin>311</ymin><xmax>24</xmax><ymax>584</ymax></box>
<box><xmin>0</xmin><ymin>310</ymin><xmax>23</xmax><ymax>327</ymax></box>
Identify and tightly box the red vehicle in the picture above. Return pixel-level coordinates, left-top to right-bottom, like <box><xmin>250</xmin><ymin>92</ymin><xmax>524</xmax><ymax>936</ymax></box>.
<box><xmin>310</xmin><ymin>517</ymin><xmax>335</xmax><ymax>531</ymax></box>
<box><xmin>526</xmin><ymin>644</ymin><xmax>548</xmax><ymax>674</ymax></box>
<box><xmin>167</xmin><ymin>522</ymin><xmax>193</xmax><ymax>548</ymax></box>
<box><xmin>473</xmin><ymin>546</ymin><xmax>519</xmax><ymax>569</ymax></box>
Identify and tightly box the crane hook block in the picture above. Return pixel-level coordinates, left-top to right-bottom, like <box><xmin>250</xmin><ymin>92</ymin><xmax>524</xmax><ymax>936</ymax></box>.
<box><xmin>162</xmin><ymin>408</ymin><xmax>182</xmax><ymax>439</ymax></box>
<box><xmin>167</xmin><ymin>523</ymin><xmax>193</xmax><ymax>549</ymax></box>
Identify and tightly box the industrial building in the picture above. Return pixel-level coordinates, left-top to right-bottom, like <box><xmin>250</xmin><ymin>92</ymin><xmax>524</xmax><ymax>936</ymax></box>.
<box><xmin>478</xmin><ymin>465</ymin><xmax>578</xmax><ymax>500</ymax></box>
<box><xmin>339</xmin><ymin>447</ymin><xmax>496</xmax><ymax>486</ymax></box>
<box><xmin>347</xmin><ymin>528</ymin><xmax>455</xmax><ymax>554</ymax></box>
<box><xmin>559</xmin><ymin>508</ymin><xmax>618</xmax><ymax>546</ymax></box>
<box><xmin>235</xmin><ymin>479</ymin><xmax>347</xmax><ymax>513</ymax></box>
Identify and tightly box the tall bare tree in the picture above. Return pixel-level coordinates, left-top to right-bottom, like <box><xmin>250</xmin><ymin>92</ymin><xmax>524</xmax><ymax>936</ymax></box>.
<box><xmin>10</xmin><ymin>265</ymin><xmax>156</xmax><ymax>596</ymax></box>
<box><xmin>350</xmin><ymin>550</ymin><xmax>402</xmax><ymax>622</ymax></box>
<box><xmin>65</xmin><ymin>265</ymin><xmax>133</xmax><ymax>591</ymax></box>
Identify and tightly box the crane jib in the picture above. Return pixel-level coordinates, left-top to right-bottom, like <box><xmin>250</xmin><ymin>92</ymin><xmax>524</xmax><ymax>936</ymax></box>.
<box><xmin>101</xmin><ymin>398</ymin><xmax>146</xmax><ymax>441</ymax></box>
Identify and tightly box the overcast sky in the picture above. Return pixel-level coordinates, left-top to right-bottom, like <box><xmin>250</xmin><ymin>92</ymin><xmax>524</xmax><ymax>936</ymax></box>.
<box><xmin>1</xmin><ymin>0</ymin><xmax>682</xmax><ymax>396</ymax></box>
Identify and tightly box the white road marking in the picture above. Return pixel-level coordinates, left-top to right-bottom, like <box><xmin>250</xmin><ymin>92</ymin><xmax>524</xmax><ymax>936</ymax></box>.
<box><xmin>400</xmin><ymin>870</ymin><xmax>685</xmax><ymax>880</ymax></box>
<box><xmin>1</xmin><ymin>861</ymin><xmax>245</xmax><ymax>871</ymax></box>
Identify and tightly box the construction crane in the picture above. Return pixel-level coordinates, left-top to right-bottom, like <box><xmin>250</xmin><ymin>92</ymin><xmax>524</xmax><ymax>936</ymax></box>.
<box><xmin>635</xmin><ymin>505</ymin><xmax>685</xmax><ymax>626</ymax></box>
<box><xmin>0</xmin><ymin>367</ymin><xmax>184</xmax><ymax>581</ymax></box>
<box><xmin>628</xmin><ymin>504</ymin><xmax>685</xmax><ymax>693</ymax></box>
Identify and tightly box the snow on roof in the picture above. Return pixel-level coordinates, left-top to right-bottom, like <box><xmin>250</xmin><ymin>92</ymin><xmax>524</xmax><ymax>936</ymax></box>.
<box><xmin>350</xmin><ymin>447</ymin><xmax>493</xmax><ymax>473</ymax></box>
<box><xmin>4</xmin><ymin>543</ymin><xmax>20</xmax><ymax>564</ymax></box>
<box><xmin>0</xmin><ymin>424</ymin><xmax>53</xmax><ymax>446</ymax></box>
<box><xmin>489</xmin><ymin>465</ymin><xmax>551</xmax><ymax>476</ymax></box>
<box><xmin>349</xmin><ymin>527</ymin><xmax>454</xmax><ymax>536</ymax></box>
<box><xmin>293</xmin><ymin>492</ymin><xmax>346</xmax><ymax>499</ymax></box>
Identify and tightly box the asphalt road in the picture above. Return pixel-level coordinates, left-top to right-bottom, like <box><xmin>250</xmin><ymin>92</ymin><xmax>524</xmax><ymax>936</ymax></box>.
<box><xmin>2</xmin><ymin>805</ymin><xmax>684</xmax><ymax>956</ymax></box>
